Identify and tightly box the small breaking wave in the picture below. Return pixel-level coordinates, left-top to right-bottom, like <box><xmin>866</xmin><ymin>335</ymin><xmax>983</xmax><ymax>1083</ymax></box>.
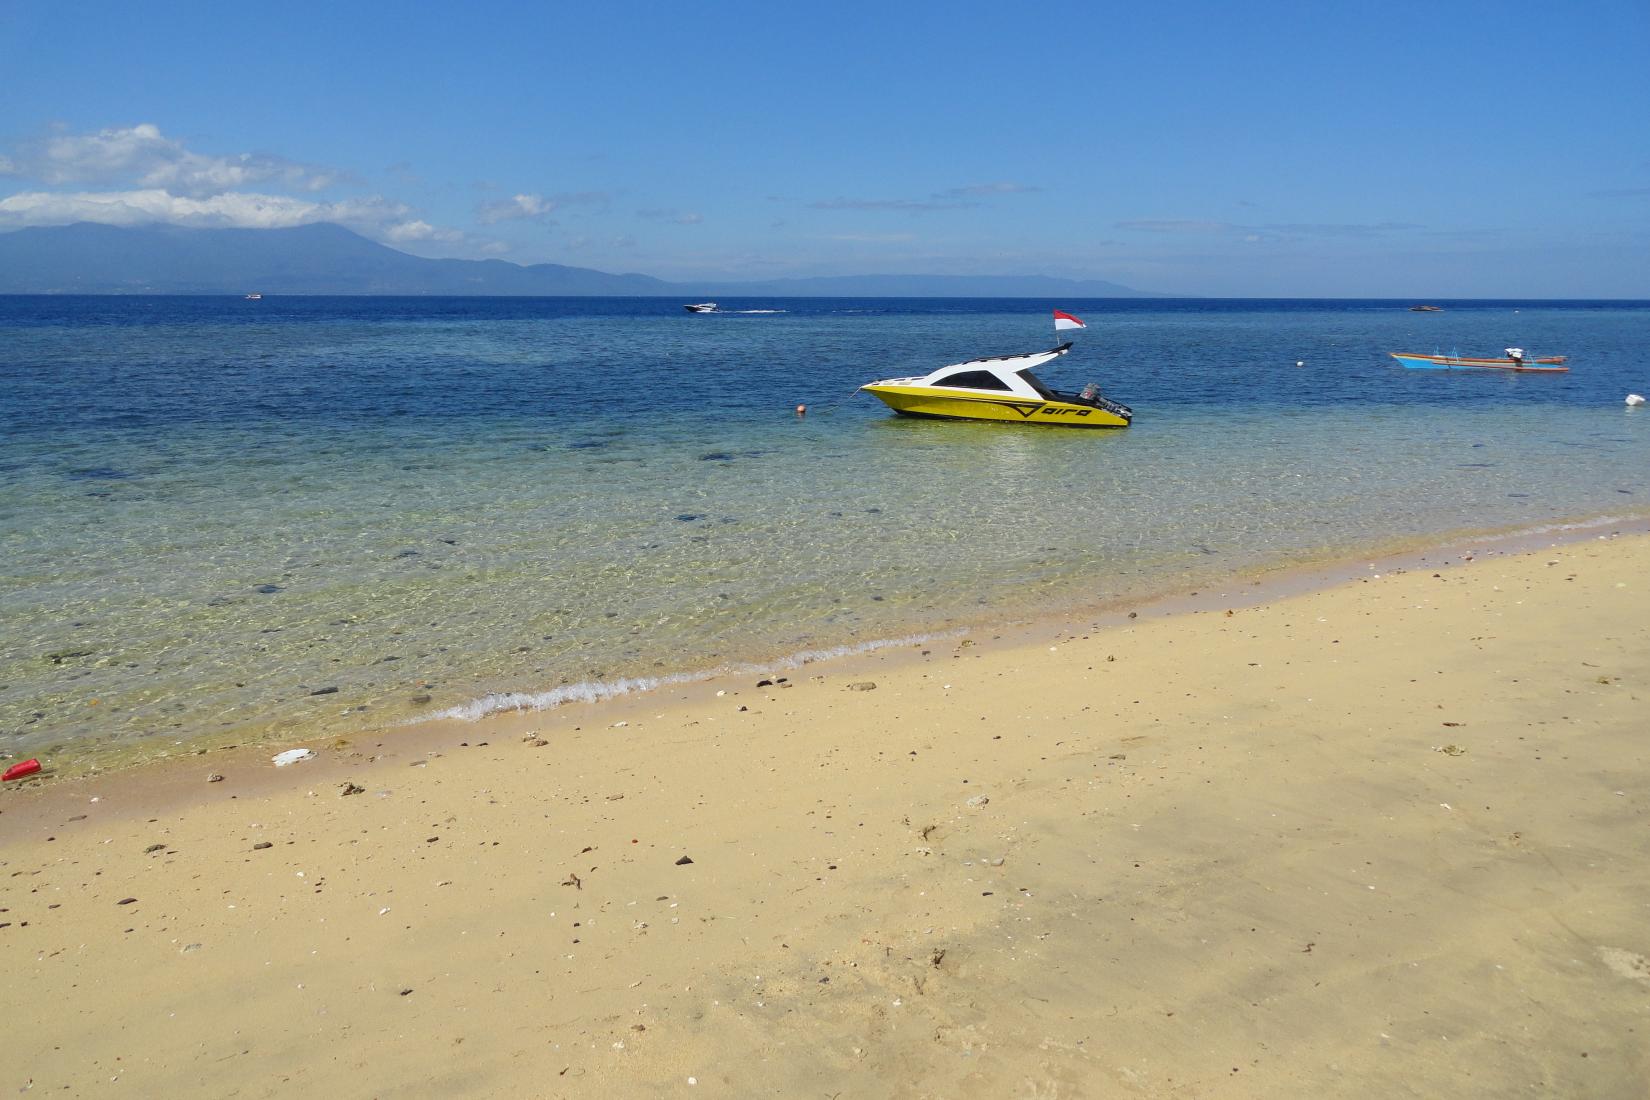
<box><xmin>424</xmin><ymin>630</ymin><xmax>961</xmax><ymax>724</ymax></box>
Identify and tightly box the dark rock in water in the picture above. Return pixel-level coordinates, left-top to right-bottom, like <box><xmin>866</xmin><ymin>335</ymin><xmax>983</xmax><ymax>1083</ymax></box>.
<box><xmin>757</xmin><ymin>679</ymin><xmax>774</xmax><ymax>687</ymax></box>
<box><xmin>409</xmin><ymin>694</ymin><xmax>432</xmax><ymax>705</ymax></box>
<box><xmin>699</xmin><ymin>453</ymin><xmax>734</xmax><ymax>462</ymax></box>
<box><xmin>255</xmin><ymin>584</ymin><xmax>283</xmax><ymax>594</ymax></box>
<box><xmin>46</xmin><ymin>648</ymin><xmax>94</xmax><ymax>664</ymax></box>
<box><xmin>567</xmin><ymin>440</ymin><xmax>608</xmax><ymax>449</ymax></box>
<box><xmin>67</xmin><ymin>467</ymin><xmax>133</xmax><ymax>481</ymax></box>
<box><xmin>676</xmin><ymin>513</ymin><xmax>703</xmax><ymax>522</ymax></box>
<box><xmin>395</xmin><ymin>549</ymin><xmax>419</xmax><ymax>559</ymax></box>
<box><xmin>309</xmin><ymin>686</ymin><xmax>339</xmax><ymax>696</ymax></box>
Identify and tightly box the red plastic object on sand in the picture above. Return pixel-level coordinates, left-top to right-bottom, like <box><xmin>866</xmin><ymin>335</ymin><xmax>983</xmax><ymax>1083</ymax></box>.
<box><xmin>3</xmin><ymin>759</ymin><xmax>42</xmax><ymax>781</ymax></box>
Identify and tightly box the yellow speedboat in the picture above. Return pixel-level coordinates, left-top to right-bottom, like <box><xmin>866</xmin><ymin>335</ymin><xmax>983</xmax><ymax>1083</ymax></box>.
<box><xmin>859</xmin><ymin>342</ymin><xmax>1131</xmax><ymax>428</ymax></box>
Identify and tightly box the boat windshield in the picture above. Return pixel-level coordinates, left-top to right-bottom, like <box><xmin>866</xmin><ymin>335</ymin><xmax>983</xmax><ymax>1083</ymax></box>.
<box><xmin>1018</xmin><ymin>369</ymin><xmax>1059</xmax><ymax>401</ymax></box>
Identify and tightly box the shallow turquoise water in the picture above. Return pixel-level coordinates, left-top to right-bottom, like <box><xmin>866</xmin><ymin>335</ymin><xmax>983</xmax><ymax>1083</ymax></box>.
<box><xmin>3</xmin><ymin>296</ymin><xmax>1647</xmax><ymax>765</ymax></box>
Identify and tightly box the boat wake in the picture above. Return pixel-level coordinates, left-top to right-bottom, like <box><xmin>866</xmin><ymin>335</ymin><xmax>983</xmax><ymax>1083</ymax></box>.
<box><xmin>729</xmin><ymin>309</ymin><xmax>788</xmax><ymax>314</ymax></box>
<box><xmin>421</xmin><ymin>630</ymin><xmax>960</xmax><ymax>724</ymax></box>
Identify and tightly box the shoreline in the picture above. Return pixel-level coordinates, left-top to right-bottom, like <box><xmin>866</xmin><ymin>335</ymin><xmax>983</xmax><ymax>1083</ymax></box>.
<box><xmin>5</xmin><ymin>522</ymin><xmax>1648</xmax><ymax>1096</ymax></box>
<box><xmin>3</xmin><ymin>525</ymin><xmax>1647</xmax><ymax>1094</ymax></box>
<box><xmin>11</xmin><ymin>507</ymin><xmax>1650</xmax><ymax>786</ymax></box>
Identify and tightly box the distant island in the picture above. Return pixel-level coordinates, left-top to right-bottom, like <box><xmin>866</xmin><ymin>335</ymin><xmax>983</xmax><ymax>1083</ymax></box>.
<box><xmin>0</xmin><ymin>222</ymin><xmax>1160</xmax><ymax>298</ymax></box>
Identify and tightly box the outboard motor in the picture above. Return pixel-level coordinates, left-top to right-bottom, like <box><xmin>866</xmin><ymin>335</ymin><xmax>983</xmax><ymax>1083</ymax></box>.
<box><xmin>1504</xmin><ymin>347</ymin><xmax>1525</xmax><ymax>363</ymax></box>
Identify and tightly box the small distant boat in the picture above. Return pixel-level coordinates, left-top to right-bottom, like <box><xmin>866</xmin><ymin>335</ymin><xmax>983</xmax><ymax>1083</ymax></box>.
<box><xmin>244</xmin><ymin>292</ymin><xmax>263</xmax><ymax>300</ymax></box>
<box><xmin>683</xmin><ymin>302</ymin><xmax>718</xmax><ymax>313</ymax></box>
<box><xmin>1390</xmin><ymin>350</ymin><xmax>1568</xmax><ymax>373</ymax></box>
<box><xmin>859</xmin><ymin>342</ymin><xmax>1132</xmax><ymax>428</ymax></box>
<box><xmin>1408</xmin><ymin>304</ymin><xmax>1442</xmax><ymax>312</ymax></box>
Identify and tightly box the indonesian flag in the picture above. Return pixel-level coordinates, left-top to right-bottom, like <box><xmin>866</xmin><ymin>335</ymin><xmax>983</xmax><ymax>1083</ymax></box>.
<box><xmin>1053</xmin><ymin>309</ymin><xmax>1086</xmax><ymax>331</ymax></box>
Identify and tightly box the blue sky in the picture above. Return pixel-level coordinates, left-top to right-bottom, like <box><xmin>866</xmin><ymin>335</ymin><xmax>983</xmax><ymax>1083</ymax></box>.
<box><xmin>1</xmin><ymin>0</ymin><xmax>1646</xmax><ymax>295</ymax></box>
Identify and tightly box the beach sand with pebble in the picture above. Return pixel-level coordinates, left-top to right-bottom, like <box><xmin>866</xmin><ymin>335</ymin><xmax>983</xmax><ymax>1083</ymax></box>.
<box><xmin>3</xmin><ymin>532</ymin><xmax>1648</xmax><ymax>1097</ymax></box>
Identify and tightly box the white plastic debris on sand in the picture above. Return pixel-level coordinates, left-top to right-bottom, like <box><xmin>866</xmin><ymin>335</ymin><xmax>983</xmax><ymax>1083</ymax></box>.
<box><xmin>272</xmin><ymin>748</ymin><xmax>317</xmax><ymax>767</ymax></box>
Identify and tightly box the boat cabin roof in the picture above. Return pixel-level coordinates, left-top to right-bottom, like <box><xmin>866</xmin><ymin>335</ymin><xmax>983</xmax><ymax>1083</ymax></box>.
<box><xmin>867</xmin><ymin>342</ymin><xmax>1074</xmax><ymax>395</ymax></box>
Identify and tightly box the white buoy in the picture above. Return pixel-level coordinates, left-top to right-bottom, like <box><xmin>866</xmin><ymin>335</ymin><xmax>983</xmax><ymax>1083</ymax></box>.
<box><xmin>1627</xmin><ymin>394</ymin><xmax>1646</xmax><ymax>407</ymax></box>
<box><xmin>1295</xmin><ymin>360</ymin><xmax>1304</xmax><ymax>367</ymax></box>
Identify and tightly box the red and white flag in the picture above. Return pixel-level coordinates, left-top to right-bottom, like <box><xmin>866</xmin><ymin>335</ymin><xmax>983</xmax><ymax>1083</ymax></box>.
<box><xmin>1053</xmin><ymin>309</ymin><xmax>1086</xmax><ymax>331</ymax></box>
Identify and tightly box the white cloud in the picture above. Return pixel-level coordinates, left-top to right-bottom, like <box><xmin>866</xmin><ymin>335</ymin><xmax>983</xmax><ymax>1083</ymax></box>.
<box><xmin>810</xmin><ymin>183</ymin><xmax>1038</xmax><ymax>214</ymax></box>
<box><xmin>384</xmin><ymin>218</ymin><xmax>464</xmax><ymax>243</ymax></box>
<box><xmin>938</xmin><ymin>182</ymin><xmax>1041</xmax><ymax>198</ymax></box>
<box><xmin>811</xmin><ymin>197</ymin><xmax>969</xmax><ymax>213</ymax></box>
<box><xmin>819</xmin><ymin>232</ymin><xmax>918</xmax><ymax>243</ymax></box>
<box><xmin>1116</xmin><ymin>219</ymin><xmax>1236</xmax><ymax>234</ymax></box>
<box><xmin>0</xmin><ymin>123</ymin><xmax>483</xmax><ymax>255</ymax></box>
<box><xmin>637</xmin><ymin>208</ymin><xmax>702</xmax><ymax>224</ymax></box>
<box><xmin>13</xmin><ymin>123</ymin><xmax>337</xmax><ymax>196</ymax></box>
<box><xmin>0</xmin><ymin>188</ymin><xmax>412</xmax><ymax>231</ymax></box>
<box><xmin>1117</xmin><ymin>218</ymin><xmax>1422</xmax><ymax>239</ymax></box>
<box><xmin>477</xmin><ymin>192</ymin><xmax>558</xmax><ymax>224</ymax></box>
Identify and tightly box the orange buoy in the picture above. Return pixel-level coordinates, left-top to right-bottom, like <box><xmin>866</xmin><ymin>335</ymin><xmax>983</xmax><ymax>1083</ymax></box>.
<box><xmin>795</xmin><ymin>404</ymin><xmax>807</xmax><ymax>416</ymax></box>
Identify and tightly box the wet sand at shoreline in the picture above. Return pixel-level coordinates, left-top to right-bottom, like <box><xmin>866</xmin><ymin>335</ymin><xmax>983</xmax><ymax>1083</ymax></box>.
<box><xmin>3</xmin><ymin>532</ymin><xmax>1648</xmax><ymax>1097</ymax></box>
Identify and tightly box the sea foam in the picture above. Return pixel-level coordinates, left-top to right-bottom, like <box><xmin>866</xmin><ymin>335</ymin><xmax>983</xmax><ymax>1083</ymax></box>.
<box><xmin>426</xmin><ymin>630</ymin><xmax>959</xmax><ymax>723</ymax></box>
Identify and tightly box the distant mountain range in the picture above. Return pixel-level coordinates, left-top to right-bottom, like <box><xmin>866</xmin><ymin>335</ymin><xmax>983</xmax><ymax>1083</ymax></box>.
<box><xmin>0</xmin><ymin>223</ymin><xmax>1159</xmax><ymax>297</ymax></box>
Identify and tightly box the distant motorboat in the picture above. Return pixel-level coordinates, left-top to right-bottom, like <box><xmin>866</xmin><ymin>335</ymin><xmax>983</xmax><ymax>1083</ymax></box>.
<box><xmin>683</xmin><ymin>302</ymin><xmax>718</xmax><ymax>313</ymax></box>
<box><xmin>244</xmin><ymin>292</ymin><xmax>263</xmax><ymax>300</ymax></box>
<box><xmin>1408</xmin><ymin>304</ymin><xmax>1442</xmax><ymax>312</ymax></box>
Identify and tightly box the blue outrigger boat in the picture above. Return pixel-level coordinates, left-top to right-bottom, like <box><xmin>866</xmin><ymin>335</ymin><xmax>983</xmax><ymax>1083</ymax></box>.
<box><xmin>1390</xmin><ymin>350</ymin><xmax>1568</xmax><ymax>373</ymax></box>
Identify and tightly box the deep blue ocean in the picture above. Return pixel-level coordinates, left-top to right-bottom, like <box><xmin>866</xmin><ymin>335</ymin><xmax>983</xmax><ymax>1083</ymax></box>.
<box><xmin>3</xmin><ymin>295</ymin><xmax>1648</xmax><ymax>769</ymax></box>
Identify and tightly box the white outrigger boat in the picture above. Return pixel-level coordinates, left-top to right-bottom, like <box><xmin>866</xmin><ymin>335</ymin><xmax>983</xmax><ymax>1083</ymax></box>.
<box><xmin>859</xmin><ymin>342</ymin><xmax>1132</xmax><ymax>428</ymax></box>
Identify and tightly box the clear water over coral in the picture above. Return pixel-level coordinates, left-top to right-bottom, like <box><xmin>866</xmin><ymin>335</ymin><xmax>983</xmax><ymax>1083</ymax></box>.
<box><xmin>3</xmin><ymin>295</ymin><xmax>1646</xmax><ymax>767</ymax></box>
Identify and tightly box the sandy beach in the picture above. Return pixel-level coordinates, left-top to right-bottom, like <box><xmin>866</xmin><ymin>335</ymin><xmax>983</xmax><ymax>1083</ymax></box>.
<box><xmin>3</xmin><ymin>530</ymin><xmax>1648</xmax><ymax>1098</ymax></box>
